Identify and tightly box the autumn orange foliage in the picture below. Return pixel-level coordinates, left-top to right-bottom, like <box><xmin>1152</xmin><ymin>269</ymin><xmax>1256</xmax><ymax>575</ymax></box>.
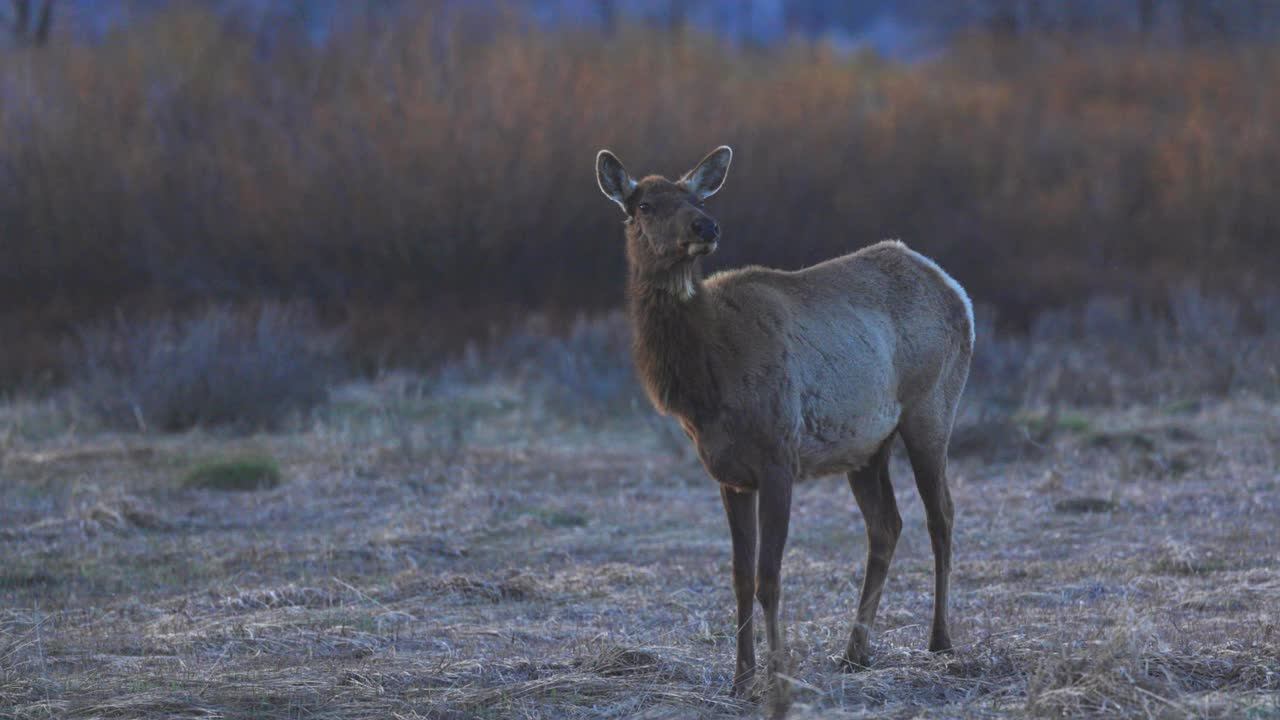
<box><xmin>1</xmin><ymin>7</ymin><xmax>1277</xmax><ymax>386</ymax></box>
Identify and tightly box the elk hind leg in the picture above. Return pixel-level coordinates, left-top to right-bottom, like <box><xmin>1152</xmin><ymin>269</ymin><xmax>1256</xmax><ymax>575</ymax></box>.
<box><xmin>842</xmin><ymin>436</ymin><xmax>901</xmax><ymax>669</ymax></box>
<box><xmin>900</xmin><ymin>402</ymin><xmax>957</xmax><ymax>654</ymax></box>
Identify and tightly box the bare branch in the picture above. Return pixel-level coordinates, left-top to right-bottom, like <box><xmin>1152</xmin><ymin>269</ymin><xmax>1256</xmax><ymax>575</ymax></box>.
<box><xmin>33</xmin><ymin>0</ymin><xmax>53</xmax><ymax>45</ymax></box>
<box><xmin>12</xmin><ymin>0</ymin><xmax>31</xmax><ymax>41</ymax></box>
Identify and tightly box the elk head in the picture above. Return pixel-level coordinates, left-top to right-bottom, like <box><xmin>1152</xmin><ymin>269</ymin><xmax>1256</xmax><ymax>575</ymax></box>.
<box><xmin>596</xmin><ymin>146</ymin><xmax>733</xmax><ymax>274</ymax></box>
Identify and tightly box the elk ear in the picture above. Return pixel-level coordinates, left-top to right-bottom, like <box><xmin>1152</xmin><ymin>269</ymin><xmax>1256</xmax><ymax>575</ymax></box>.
<box><xmin>680</xmin><ymin>145</ymin><xmax>732</xmax><ymax>199</ymax></box>
<box><xmin>596</xmin><ymin>150</ymin><xmax>637</xmax><ymax>213</ymax></box>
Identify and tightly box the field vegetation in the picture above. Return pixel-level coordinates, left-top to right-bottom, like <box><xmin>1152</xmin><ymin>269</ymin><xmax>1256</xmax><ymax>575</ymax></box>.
<box><xmin>1</xmin><ymin>5</ymin><xmax>1279</xmax><ymax>387</ymax></box>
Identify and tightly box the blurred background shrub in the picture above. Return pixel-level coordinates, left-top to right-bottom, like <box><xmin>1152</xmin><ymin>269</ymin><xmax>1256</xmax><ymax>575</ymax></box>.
<box><xmin>69</xmin><ymin>303</ymin><xmax>338</xmax><ymax>431</ymax></box>
<box><xmin>1</xmin><ymin>1</ymin><xmax>1277</xmax><ymax>425</ymax></box>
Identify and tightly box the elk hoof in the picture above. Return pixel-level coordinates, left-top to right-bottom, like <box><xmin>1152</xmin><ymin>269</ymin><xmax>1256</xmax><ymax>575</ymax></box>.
<box><xmin>928</xmin><ymin>631</ymin><xmax>953</xmax><ymax>654</ymax></box>
<box><xmin>730</xmin><ymin>669</ymin><xmax>757</xmax><ymax>700</ymax></box>
<box><xmin>840</xmin><ymin>623</ymin><xmax>873</xmax><ymax>671</ymax></box>
<box><xmin>765</xmin><ymin>654</ymin><xmax>793</xmax><ymax>719</ymax></box>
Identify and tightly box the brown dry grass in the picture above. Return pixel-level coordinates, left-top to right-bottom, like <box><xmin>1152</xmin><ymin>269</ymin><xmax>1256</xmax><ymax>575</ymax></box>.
<box><xmin>3</xmin><ymin>7</ymin><xmax>1280</xmax><ymax>386</ymax></box>
<box><xmin>1</xmin><ymin>373</ymin><xmax>1278</xmax><ymax>719</ymax></box>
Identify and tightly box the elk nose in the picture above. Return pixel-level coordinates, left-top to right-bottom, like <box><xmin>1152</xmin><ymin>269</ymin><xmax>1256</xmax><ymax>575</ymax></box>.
<box><xmin>691</xmin><ymin>217</ymin><xmax>719</xmax><ymax>242</ymax></box>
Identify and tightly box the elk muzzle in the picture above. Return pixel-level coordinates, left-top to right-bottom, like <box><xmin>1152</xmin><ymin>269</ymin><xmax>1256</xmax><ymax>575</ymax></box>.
<box><xmin>684</xmin><ymin>217</ymin><xmax>720</xmax><ymax>256</ymax></box>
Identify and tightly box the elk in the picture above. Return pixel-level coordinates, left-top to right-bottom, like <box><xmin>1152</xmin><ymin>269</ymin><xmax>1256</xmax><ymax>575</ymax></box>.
<box><xmin>595</xmin><ymin>146</ymin><xmax>974</xmax><ymax>702</ymax></box>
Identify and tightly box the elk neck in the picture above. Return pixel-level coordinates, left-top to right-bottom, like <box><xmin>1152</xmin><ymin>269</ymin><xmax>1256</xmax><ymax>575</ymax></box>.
<box><xmin>627</xmin><ymin>256</ymin><xmax>722</xmax><ymax>424</ymax></box>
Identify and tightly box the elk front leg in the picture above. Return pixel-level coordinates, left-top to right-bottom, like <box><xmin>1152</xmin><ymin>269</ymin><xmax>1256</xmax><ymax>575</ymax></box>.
<box><xmin>720</xmin><ymin>485</ymin><xmax>757</xmax><ymax>697</ymax></box>
<box><xmin>756</xmin><ymin>470</ymin><xmax>793</xmax><ymax>717</ymax></box>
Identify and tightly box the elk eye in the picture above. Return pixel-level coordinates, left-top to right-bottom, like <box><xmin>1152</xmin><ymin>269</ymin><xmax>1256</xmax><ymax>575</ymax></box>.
<box><xmin>637</xmin><ymin>203</ymin><xmax>653</xmax><ymax>214</ymax></box>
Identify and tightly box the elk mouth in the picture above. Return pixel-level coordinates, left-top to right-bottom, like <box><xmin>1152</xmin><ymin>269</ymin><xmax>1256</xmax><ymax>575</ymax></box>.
<box><xmin>682</xmin><ymin>241</ymin><xmax>718</xmax><ymax>257</ymax></box>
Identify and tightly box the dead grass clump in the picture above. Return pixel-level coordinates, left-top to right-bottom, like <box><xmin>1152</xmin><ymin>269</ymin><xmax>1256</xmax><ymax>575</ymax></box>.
<box><xmin>542</xmin><ymin>563</ymin><xmax>660</xmax><ymax>597</ymax></box>
<box><xmin>1151</xmin><ymin>539</ymin><xmax>1234</xmax><ymax>576</ymax></box>
<box><xmin>82</xmin><ymin>496</ymin><xmax>168</xmax><ymax>531</ymax></box>
<box><xmin>1177</xmin><ymin>592</ymin><xmax>1250</xmax><ymax>614</ymax></box>
<box><xmin>1179</xmin><ymin>572</ymin><xmax>1280</xmax><ymax>614</ymax></box>
<box><xmin>423</xmin><ymin>651</ymin><xmax>742</xmax><ymax>718</ymax></box>
<box><xmin>435</xmin><ymin>573</ymin><xmax>542</xmax><ymax>603</ymax></box>
<box><xmin>3</xmin><ymin>493</ymin><xmax>169</xmax><ymax>540</ymax></box>
<box><xmin>220</xmin><ymin>585</ymin><xmax>341</xmax><ymax>611</ymax></box>
<box><xmin>70</xmin><ymin>304</ymin><xmax>339</xmax><ymax>433</ymax></box>
<box><xmin>0</xmin><ymin>616</ymin><xmax>57</xmax><ymax>718</ymax></box>
<box><xmin>575</xmin><ymin>645</ymin><xmax>668</xmax><ymax>678</ymax></box>
<box><xmin>184</xmin><ymin>456</ymin><xmax>282</xmax><ymax>492</ymax></box>
<box><xmin>69</xmin><ymin>694</ymin><xmax>221</xmax><ymax>720</ymax></box>
<box><xmin>1026</xmin><ymin>617</ymin><xmax>1179</xmax><ymax>717</ymax></box>
<box><xmin>1028</xmin><ymin>615</ymin><xmax>1279</xmax><ymax>718</ymax></box>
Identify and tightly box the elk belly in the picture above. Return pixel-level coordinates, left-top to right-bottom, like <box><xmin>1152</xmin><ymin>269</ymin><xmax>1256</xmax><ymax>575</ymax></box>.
<box><xmin>796</xmin><ymin>399</ymin><xmax>901</xmax><ymax>478</ymax></box>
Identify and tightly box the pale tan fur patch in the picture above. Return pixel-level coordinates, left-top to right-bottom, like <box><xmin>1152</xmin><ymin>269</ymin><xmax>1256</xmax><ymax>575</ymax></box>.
<box><xmin>900</xmin><ymin>244</ymin><xmax>975</xmax><ymax>347</ymax></box>
<box><xmin>658</xmin><ymin>264</ymin><xmax>697</xmax><ymax>301</ymax></box>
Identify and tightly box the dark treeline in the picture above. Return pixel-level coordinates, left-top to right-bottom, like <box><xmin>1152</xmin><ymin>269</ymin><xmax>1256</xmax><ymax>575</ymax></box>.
<box><xmin>12</xmin><ymin>2</ymin><xmax>1280</xmax><ymax>59</ymax></box>
<box><xmin>1</xmin><ymin>5</ymin><xmax>1278</xmax><ymax>386</ymax></box>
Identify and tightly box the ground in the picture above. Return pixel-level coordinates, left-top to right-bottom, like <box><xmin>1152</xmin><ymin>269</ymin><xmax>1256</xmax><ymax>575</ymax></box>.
<box><xmin>1</xmin><ymin>378</ymin><xmax>1278</xmax><ymax>718</ymax></box>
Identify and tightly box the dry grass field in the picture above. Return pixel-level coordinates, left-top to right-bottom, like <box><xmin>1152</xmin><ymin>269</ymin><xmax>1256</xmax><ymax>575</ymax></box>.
<box><xmin>2</xmin><ymin>361</ymin><xmax>1278</xmax><ymax>718</ymax></box>
<box><xmin>4</xmin><ymin>7</ymin><xmax>1280</xmax><ymax>718</ymax></box>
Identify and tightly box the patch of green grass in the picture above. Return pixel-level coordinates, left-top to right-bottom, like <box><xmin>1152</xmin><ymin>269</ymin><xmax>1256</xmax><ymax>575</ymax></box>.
<box><xmin>185</xmin><ymin>456</ymin><xmax>282</xmax><ymax>491</ymax></box>
<box><xmin>0</xmin><ymin>568</ymin><xmax>57</xmax><ymax>590</ymax></box>
<box><xmin>327</xmin><ymin>393</ymin><xmax>513</xmax><ymax>426</ymax></box>
<box><xmin>538</xmin><ymin>509</ymin><xmax>589</xmax><ymax>528</ymax></box>
<box><xmin>1162</xmin><ymin>398</ymin><xmax>1203</xmax><ymax>415</ymax></box>
<box><xmin>1016</xmin><ymin>410</ymin><xmax>1094</xmax><ymax>437</ymax></box>
<box><xmin>1053</xmin><ymin>497</ymin><xmax>1117</xmax><ymax>514</ymax></box>
<box><xmin>1055</xmin><ymin>412</ymin><xmax>1094</xmax><ymax>433</ymax></box>
<box><xmin>1084</xmin><ymin>428</ymin><xmax>1157</xmax><ymax>452</ymax></box>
